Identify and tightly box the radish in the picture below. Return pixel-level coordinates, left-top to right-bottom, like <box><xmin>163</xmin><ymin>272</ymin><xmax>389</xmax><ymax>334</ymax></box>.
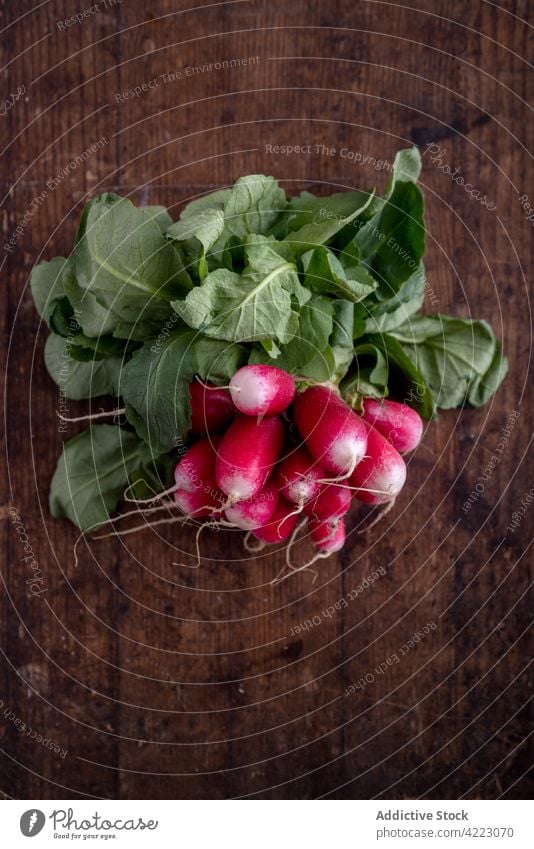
<box><xmin>309</xmin><ymin>516</ymin><xmax>346</xmax><ymax>553</ymax></box>
<box><xmin>189</xmin><ymin>382</ymin><xmax>234</xmax><ymax>433</ymax></box>
<box><xmin>229</xmin><ymin>364</ymin><xmax>296</xmax><ymax>416</ymax></box>
<box><xmin>293</xmin><ymin>385</ymin><xmax>367</xmax><ymax>475</ymax></box>
<box><xmin>304</xmin><ymin>481</ymin><xmax>352</xmax><ymax>521</ymax></box>
<box><xmin>174</xmin><ymin>485</ymin><xmax>224</xmax><ymax>518</ymax></box>
<box><xmin>361</xmin><ymin>397</ymin><xmax>423</xmax><ymax>454</ymax></box>
<box><xmin>174</xmin><ymin>436</ymin><xmax>221</xmax><ymax>493</ymax></box>
<box><xmin>349</xmin><ymin>421</ymin><xmax>406</xmax><ymax>504</ymax></box>
<box><xmin>215</xmin><ymin>415</ymin><xmax>285</xmax><ymax>500</ymax></box>
<box><xmin>253</xmin><ymin>497</ymin><xmax>298</xmax><ymax>543</ymax></box>
<box><xmin>276</xmin><ymin>446</ymin><xmax>324</xmax><ymax>506</ymax></box>
<box><xmin>225</xmin><ymin>478</ymin><xmax>279</xmax><ymax>530</ymax></box>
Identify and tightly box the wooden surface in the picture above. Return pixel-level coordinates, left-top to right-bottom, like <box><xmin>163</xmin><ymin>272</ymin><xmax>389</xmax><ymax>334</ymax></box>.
<box><xmin>1</xmin><ymin>0</ymin><xmax>532</xmax><ymax>800</ymax></box>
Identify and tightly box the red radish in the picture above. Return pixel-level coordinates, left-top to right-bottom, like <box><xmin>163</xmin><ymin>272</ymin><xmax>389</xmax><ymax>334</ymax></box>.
<box><xmin>224</xmin><ymin>478</ymin><xmax>279</xmax><ymax>531</ymax></box>
<box><xmin>174</xmin><ymin>484</ymin><xmax>224</xmax><ymax>518</ymax></box>
<box><xmin>309</xmin><ymin>516</ymin><xmax>346</xmax><ymax>553</ymax></box>
<box><xmin>293</xmin><ymin>385</ymin><xmax>367</xmax><ymax>475</ymax></box>
<box><xmin>174</xmin><ymin>436</ymin><xmax>221</xmax><ymax>493</ymax></box>
<box><xmin>304</xmin><ymin>481</ymin><xmax>352</xmax><ymax>521</ymax></box>
<box><xmin>229</xmin><ymin>364</ymin><xmax>296</xmax><ymax>416</ymax></box>
<box><xmin>361</xmin><ymin>397</ymin><xmax>423</xmax><ymax>454</ymax></box>
<box><xmin>349</xmin><ymin>422</ymin><xmax>406</xmax><ymax>504</ymax></box>
<box><xmin>215</xmin><ymin>415</ymin><xmax>285</xmax><ymax>500</ymax></box>
<box><xmin>189</xmin><ymin>382</ymin><xmax>234</xmax><ymax>433</ymax></box>
<box><xmin>276</xmin><ymin>446</ymin><xmax>324</xmax><ymax>505</ymax></box>
<box><xmin>253</xmin><ymin>497</ymin><xmax>298</xmax><ymax>543</ymax></box>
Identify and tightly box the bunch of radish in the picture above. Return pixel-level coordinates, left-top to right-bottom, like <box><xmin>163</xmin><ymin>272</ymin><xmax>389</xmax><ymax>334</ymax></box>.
<box><xmin>171</xmin><ymin>365</ymin><xmax>423</xmax><ymax>576</ymax></box>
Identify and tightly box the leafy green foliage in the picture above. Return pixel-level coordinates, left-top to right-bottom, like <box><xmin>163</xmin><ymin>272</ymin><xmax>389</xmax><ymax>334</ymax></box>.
<box><xmin>283</xmin><ymin>191</ymin><xmax>374</xmax><ymax>256</ymax></box>
<box><xmin>342</xmin><ymin>343</ymin><xmax>390</xmax><ymax>402</ymax></box>
<box><xmin>49</xmin><ymin>425</ymin><xmax>153</xmax><ymax>531</ymax></box>
<box><xmin>73</xmin><ymin>193</ymin><xmax>192</xmax><ymax>336</ymax></box>
<box><xmin>363</xmin><ymin>262</ymin><xmax>426</xmax><ymax>333</ymax></box>
<box><xmin>385</xmin><ymin>147</ymin><xmax>422</xmax><ymax>193</ymax></box>
<box><xmin>341</xmin><ymin>333</ymin><xmax>435</xmax><ymax>419</ymax></box>
<box><xmin>193</xmin><ymin>337</ymin><xmax>248</xmax><ymax>383</ymax></box>
<box><xmin>31</xmin><ymin>153</ymin><xmax>507</xmax><ymax>530</ymax></box>
<box><xmin>249</xmin><ymin>294</ymin><xmax>334</xmax><ymax>375</ymax></box>
<box><xmin>222</xmin><ymin>174</ymin><xmax>286</xmax><ymax>239</ymax></box>
<box><xmin>388</xmin><ymin>315</ymin><xmax>508</xmax><ymax>409</ymax></box>
<box><xmin>120</xmin><ymin>329</ymin><xmax>198</xmax><ymax>455</ymax></box>
<box><xmin>166</xmin><ymin>209</ymin><xmax>225</xmax><ymax>280</ymax></box>
<box><xmin>30</xmin><ymin>256</ymin><xmax>70</xmax><ymax>326</ymax></box>
<box><xmin>138</xmin><ymin>205</ymin><xmax>173</xmax><ymax>232</ymax></box>
<box><xmin>354</xmin><ymin>181</ymin><xmax>425</xmax><ymax>299</ymax></box>
<box><xmin>172</xmin><ymin>236</ymin><xmax>309</xmax><ymax>344</ymax></box>
<box><xmin>44</xmin><ymin>333</ymin><xmax>123</xmax><ymax>400</ymax></box>
<box><xmin>302</xmin><ymin>245</ymin><xmax>378</xmax><ymax>302</ymax></box>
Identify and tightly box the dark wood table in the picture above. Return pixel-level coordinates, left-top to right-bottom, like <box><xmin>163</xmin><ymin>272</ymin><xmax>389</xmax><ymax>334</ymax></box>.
<box><xmin>1</xmin><ymin>0</ymin><xmax>532</xmax><ymax>799</ymax></box>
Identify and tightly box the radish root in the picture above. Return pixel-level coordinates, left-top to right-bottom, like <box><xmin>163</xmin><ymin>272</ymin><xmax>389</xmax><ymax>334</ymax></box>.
<box><xmin>277</xmin><ymin>500</ymin><xmax>304</xmax><ymax>533</ymax></box>
<box><xmin>123</xmin><ymin>481</ymin><xmax>178</xmax><ymax>505</ymax></box>
<box><xmin>172</xmin><ymin>518</ymin><xmax>238</xmax><ymax>569</ymax></box>
<box><xmin>276</xmin><ymin>550</ymin><xmax>329</xmax><ymax>583</ymax></box>
<box><xmin>271</xmin><ymin>518</ymin><xmax>315</xmax><ymax>584</ymax></box>
<box><xmin>57</xmin><ymin>407</ymin><xmax>125</xmax><ymax>423</ymax></box>
<box><xmin>73</xmin><ymin>504</ymin><xmax>188</xmax><ymax>568</ymax></box>
<box><xmin>194</xmin><ymin>375</ymin><xmax>239</xmax><ymax>392</ymax></box>
<box><xmin>358</xmin><ymin>497</ymin><xmax>397</xmax><ymax>533</ymax></box>
<box><xmin>244</xmin><ymin>532</ymin><xmax>266</xmax><ymax>553</ymax></box>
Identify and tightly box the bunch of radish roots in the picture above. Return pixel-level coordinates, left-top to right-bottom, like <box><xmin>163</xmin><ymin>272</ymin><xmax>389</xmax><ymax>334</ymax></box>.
<box><xmin>137</xmin><ymin>364</ymin><xmax>423</xmax><ymax>583</ymax></box>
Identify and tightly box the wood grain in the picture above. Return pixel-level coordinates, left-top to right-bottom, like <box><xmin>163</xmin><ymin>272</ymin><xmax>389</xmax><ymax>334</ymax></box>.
<box><xmin>0</xmin><ymin>0</ymin><xmax>532</xmax><ymax>799</ymax></box>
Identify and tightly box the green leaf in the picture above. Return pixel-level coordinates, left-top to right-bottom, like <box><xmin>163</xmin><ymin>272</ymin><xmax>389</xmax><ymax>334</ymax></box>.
<box><xmin>279</xmin><ymin>295</ymin><xmax>334</xmax><ymax>370</ymax></box>
<box><xmin>283</xmin><ymin>191</ymin><xmax>374</xmax><ymax>257</ymax></box>
<box><xmin>468</xmin><ymin>340</ymin><xmax>508</xmax><ymax>407</ymax></box>
<box><xmin>74</xmin><ymin>193</ymin><xmax>192</xmax><ymax>333</ymax></box>
<box><xmin>172</xmin><ymin>235</ymin><xmax>309</xmax><ymax>344</ymax></box>
<box><xmin>331</xmin><ymin>300</ymin><xmax>355</xmax><ymax>382</ymax></box>
<box><xmin>49</xmin><ymin>297</ymin><xmax>79</xmax><ymax>337</ymax></box>
<box><xmin>248</xmin><ymin>296</ymin><xmax>335</xmax><ymax>383</ymax></box>
<box><xmin>44</xmin><ymin>333</ymin><xmax>123</xmax><ymax>399</ymax></box>
<box><xmin>297</xmin><ymin>346</ymin><xmax>337</xmax><ymax>382</ymax></box>
<box><xmin>222</xmin><ymin>174</ymin><xmax>286</xmax><ymax>239</ymax></box>
<box><xmin>63</xmin><ymin>268</ymin><xmax>120</xmax><ymax>337</ymax></box>
<box><xmin>285</xmin><ymin>190</ymin><xmax>373</xmax><ymax>231</ymax></box>
<box><xmin>220</xmin><ymin>235</ymin><xmax>246</xmax><ymax>272</ymax></box>
<box><xmin>385</xmin><ymin>147</ymin><xmax>422</xmax><ymax>195</ymax></box>
<box><xmin>166</xmin><ymin>209</ymin><xmax>225</xmax><ymax>280</ymax></box>
<box><xmin>180</xmin><ymin>188</ymin><xmax>232</xmax><ymax>218</ymax></box>
<box><xmin>331</xmin><ymin>300</ymin><xmax>354</xmax><ymax>348</ymax></box>
<box><xmin>70</xmin><ymin>333</ymin><xmax>132</xmax><ymax>359</ymax></box>
<box><xmin>250</xmin><ymin>343</ymin><xmax>336</xmax><ymax>384</ymax></box>
<box><xmin>120</xmin><ymin>329</ymin><xmax>198</xmax><ymax>454</ymax></box>
<box><xmin>352</xmin><ymin>302</ymin><xmax>369</xmax><ymax>340</ymax></box>
<box><xmin>354</xmin><ymin>179</ymin><xmax>425</xmax><ymax>298</ymax></box>
<box><xmin>367</xmin><ymin>333</ymin><xmax>435</xmax><ymax>419</ymax></box>
<box><xmin>30</xmin><ymin>256</ymin><xmax>70</xmax><ymax>326</ymax></box>
<box><xmin>364</xmin><ymin>261</ymin><xmax>426</xmax><ymax>333</ymax></box>
<box><xmin>49</xmin><ymin>425</ymin><xmax>153</xmax><ymax>531</ymax></box>
<box><xmin>193</xmin><ymin>337</ymin><xmax>248</xmax><ymax>383</ymax></box>
<box><xmin>138</xmin><ymin>205</ymin><xmax>173</xmax><ymax>232</ymax></box>
<box><xmin>260</xmin><ymin>338</ymin><xmax>281</xmax><ymax>359</ymax></box>
<box><xmin>341</xmin><ymin>343</ymin><xmax>390</xmax><ymax>403</ymax></box>
<box><xmin>128</xmin><ymin>451</ymin><xmax>176</xmax><ymax>500</ymax></box>
<box><xmin>302</xmin><ymin>245</ymin><xmax>377</xmax><ymax>302</ymax></box>
<box><xmin>388</xmin><ymin>315</ymin><xmax>507</xmax><ymax>409</ymax></box>
<box><xmin>46</xmin><ymin>296</ymin><xmax>136</xmax><ymax>361</ymax></box>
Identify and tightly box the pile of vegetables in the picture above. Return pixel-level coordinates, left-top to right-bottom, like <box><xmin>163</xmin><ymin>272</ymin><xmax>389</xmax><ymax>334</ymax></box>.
<box><xmin>30</xmin><ymin>147</ymin><xmax>507</xmax><ymax>574</ymax></box>
<box><xmin>171</xmin><ymin>371</ymin><xmax>422</xmax><ymax>567</ymax></box>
